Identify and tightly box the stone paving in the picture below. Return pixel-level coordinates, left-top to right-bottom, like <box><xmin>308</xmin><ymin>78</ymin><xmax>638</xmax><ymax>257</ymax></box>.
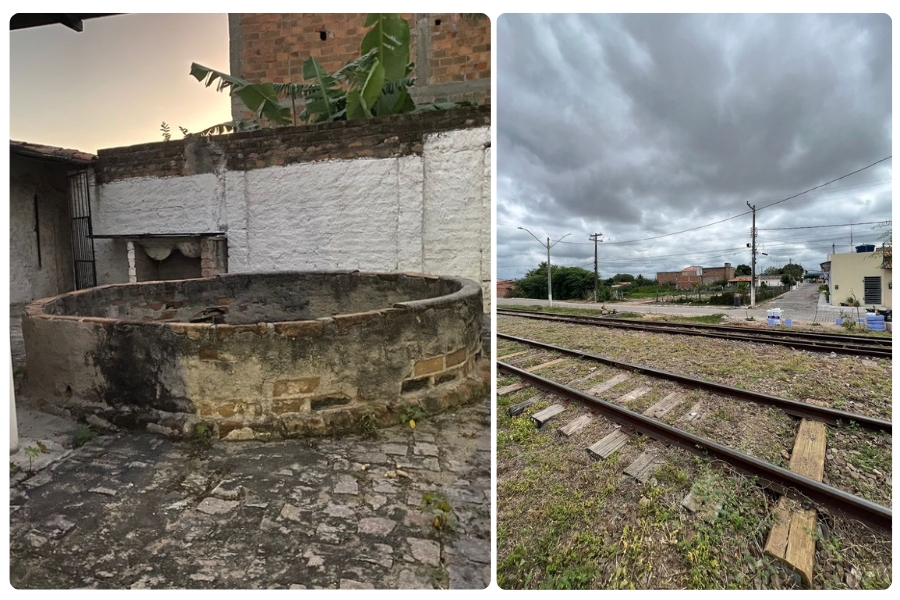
<box><xmin>8</xmin><ymin>312</ymin><xmax>492</xmax><ymax>590</ymax></box>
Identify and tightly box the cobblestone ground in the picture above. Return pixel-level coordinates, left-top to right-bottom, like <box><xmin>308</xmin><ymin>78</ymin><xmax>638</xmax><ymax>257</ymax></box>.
<box><xmin>10</xmin><ymin>403</ymin><xmax>490</xmax><ymax>589</ymax></box>
<box><xmin>9</xmin><ymin>313</ymin><xmax>492</xmax><ymax>590</ymax></box>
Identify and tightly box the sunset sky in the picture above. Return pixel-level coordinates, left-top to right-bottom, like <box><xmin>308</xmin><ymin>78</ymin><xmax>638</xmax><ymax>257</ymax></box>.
<box><xmin>7</xmin><ymin>13</ymin><xmax>233</xmax><ymax>154</ymax></box>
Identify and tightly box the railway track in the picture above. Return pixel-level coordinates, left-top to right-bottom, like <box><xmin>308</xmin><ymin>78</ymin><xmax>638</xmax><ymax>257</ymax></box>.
<box><xmin>496</xmin><ymin>308</ymin><xmax>892</xmax><ymax>359</ymax></box>
<box><xmin>496</xmin><ymin>334</ymin><xmax>891</xmax><ymax>531</ymax></box>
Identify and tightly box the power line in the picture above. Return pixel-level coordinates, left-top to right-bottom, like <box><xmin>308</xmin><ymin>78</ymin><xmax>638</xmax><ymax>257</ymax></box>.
<box><xmin>759</xmin><ymin>220</ymin><xmax>887</xmax><ymax>231</ymax></box>
<box><xmin>541</xmin><ymin>158</ymin><xmax>891</xmax><ymax>247</ymax></box>
<box><xmin>757</xmin><ymin>156</ymin><xmax>892</xmax><ymax>212</ymax></box>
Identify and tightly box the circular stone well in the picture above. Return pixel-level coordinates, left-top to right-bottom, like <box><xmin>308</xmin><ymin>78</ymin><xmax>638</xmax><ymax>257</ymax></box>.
<box><xmin>21</xmin><ymin>271</ymin><xmax>488</xmax><ymax>439</ymax></box>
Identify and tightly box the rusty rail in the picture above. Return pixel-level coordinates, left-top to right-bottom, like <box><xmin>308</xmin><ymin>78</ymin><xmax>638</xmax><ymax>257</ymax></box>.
<box><xmin>498</xmin><ymin>333</ymin><xmax>891</xmax><ymax>433</ymax></box>
<box><xmin>497</xmin><ymin>309</ymin><xmax>892</xmax><ymax>359</ymax></box>
<box><xmin>498</xmin><ymin>361</ymin><xmax>892</xmax><ymax>530</ymax></box>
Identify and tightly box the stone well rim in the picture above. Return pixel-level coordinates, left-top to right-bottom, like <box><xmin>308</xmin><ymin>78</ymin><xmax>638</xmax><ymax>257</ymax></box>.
<box><xmin>23</xmin><ymin>270</ymin><xmax>482</xmax><ymax>329</ymax></box>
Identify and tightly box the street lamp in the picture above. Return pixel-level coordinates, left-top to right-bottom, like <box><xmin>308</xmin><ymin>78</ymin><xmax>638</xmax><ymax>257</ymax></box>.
<box><xmin>518</xmin><ymin>227</ymin><xmax>571</xmax><ymax>307</ymax></box>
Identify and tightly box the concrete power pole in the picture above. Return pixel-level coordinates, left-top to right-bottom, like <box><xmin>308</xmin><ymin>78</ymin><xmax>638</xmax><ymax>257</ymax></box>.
<box><xmin>747</xmin><ymin>202</ymin><xmax>757</xmax><ymax>308</ymax></box>
<box><xmin>546</xmin><ymin>237</ymin><xmax>553</xmax><ymax>306</ymax></box>
<box><xmin>590</xmin><ymin>233</ymin><xmax>603</xmax><ymax>303</ymax></box>
<box><xmin>518</xmin><ymin>227</ymin><xmax>570</xmax><ymax>308</ymax></box>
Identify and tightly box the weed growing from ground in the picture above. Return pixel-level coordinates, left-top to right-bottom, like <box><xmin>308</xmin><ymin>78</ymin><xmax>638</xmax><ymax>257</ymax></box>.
<box><xmin>400</xmin><ymin>404</ymin><xmax>425</xmax><ymax>429</ymax></box>
<box><xmin>73</xmin><ymin>425</ymin><xmax>98</xmax><ymax>448</ymax></box>
<box><xmin>420</xmin><ymin>491</ymin><xmax>458</xmax><ymax>532</ymax></box>
<box><xmin>359</xmin><ymin>410</ymin><xmax>379</xmax><ymax>439</ymax></box>
<box><xmin>193</xmin><ymin>422</ymin><xmax>214</xmax><ymax>443</ymax></box>
<box><xmin>24</xmin><ymin>446</ymin><xmax>40</xmax><ymax>472</ymax></box>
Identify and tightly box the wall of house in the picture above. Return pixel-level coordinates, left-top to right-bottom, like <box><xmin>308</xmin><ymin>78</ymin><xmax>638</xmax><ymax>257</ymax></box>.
<box><xmin>657</xmin><ymin>264</ymin><xmax>734</xmax><ymax>291</ymax></box>
<box><xmin>829</xmin><ymin>251</ymin><xmax>892</xmax><ymax>308</ymax></box>
<box><xmin>701</xmin><ymin>263</ymin><xmax>734</xmax><ymax>284</ymax></box>
<box><xmin>9</xmin><ymin>155</ymin><xmax>76</xmax><ymax>304</ymax></box>
<box><xmin>92</xmin><ymin>106</ymin><xmax>491</xmax><ymax>311</ymax></box>
<box><xmin>228</xmin><ymin>13</ymin><xmax>491</xmax><ymax>123</ymax></box>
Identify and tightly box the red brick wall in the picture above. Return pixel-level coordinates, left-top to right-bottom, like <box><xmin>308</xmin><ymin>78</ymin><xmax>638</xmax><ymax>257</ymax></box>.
<box><xmin>229</xmin><ymin>13</ymin><xmax>491</xmax><ymax>122</ymax></box>
<box><xmin>497</xmin><ymin>280</ymin><xmax>515</xmax><ymax>298</ymax></box>
<box><xmin>95</xmin><ymin>105</ymin><xmax>490</xmax><ymax>184</ymax></box>
<box><xmin>702</xmin><ymin>264</ymin><xmax>735</xmax><ymax>283</ymax></box>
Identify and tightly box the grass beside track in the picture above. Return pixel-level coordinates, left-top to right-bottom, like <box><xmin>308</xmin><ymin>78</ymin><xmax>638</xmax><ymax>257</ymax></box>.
<box><xmin>496</xmin><ymin>317</ymin><xmax>892</xmax><ymax>590</ymax></box>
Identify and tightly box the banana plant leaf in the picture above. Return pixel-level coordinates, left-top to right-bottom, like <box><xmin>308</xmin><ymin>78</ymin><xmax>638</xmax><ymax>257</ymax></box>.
<box><xmin>362</xmin><ymin>14</ymin><xmax>410</xmax><ymax>81</ymax></box>
<box><xmin>346</xmin><ymin>59</ymin><xmax>385</xmax><ymax>119</ymax></box>
<box><xmin>198</xmin><ymin>120</ymin><xmax>261</xmax><ymax>136</ymax></box>
<box><xmin>374</xmin><ymin>88</ymin><xmax>416</xmax><ymax>116</ymax></box>
<box><xmin>301</xmin><ymin>57</ymin><xmax>344</xmax><ymax>122</ymax></box>
<box><xmin>191</xmin><ymin>63</ymin><xmax>291</xmax><ymax>126</ymax></box>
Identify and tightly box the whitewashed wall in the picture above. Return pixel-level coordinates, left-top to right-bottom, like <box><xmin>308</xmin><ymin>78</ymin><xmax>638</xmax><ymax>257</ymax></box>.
<box><xmin>92</xmin><ymin>126</ymin><xmax>491</xmax><ymax>311</ymax></box>
<box><xmin>9</xmin><ymin>156</ymin><xmax>75</xmax><ymax>304</ymax></box>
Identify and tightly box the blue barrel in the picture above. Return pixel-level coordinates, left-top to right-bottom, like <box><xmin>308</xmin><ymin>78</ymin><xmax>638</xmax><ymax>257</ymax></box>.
<box><xmin>866</xmin><ymin>314</ymin><xmax>885</xmax><ymax>331</ymax></box>
<box><xmin>785</xmin><ymin>318</ymin><xmax>792</xmax><ymax>327</ymax></box>
<box><xmin>767</xmin><ymin>317</ymin><xmax>776</xmax><ymax>326</ymax></box>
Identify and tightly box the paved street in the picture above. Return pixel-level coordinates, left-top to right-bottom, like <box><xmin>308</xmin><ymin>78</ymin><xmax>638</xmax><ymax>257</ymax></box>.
<box><xmin>9</xmin><ymin>311</ymin><xmax>491</xmax><ymax>590</ymax></box>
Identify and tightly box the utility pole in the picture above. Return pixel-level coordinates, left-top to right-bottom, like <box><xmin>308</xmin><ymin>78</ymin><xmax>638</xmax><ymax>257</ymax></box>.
<box><xmin>589</xmin><ymin>233</ymin><xmax>603</xmax><ymax>303</ymax></box>
<box><xmin>546</xmin><ymin>237</ymin><xmax>552</xmax><ymax>305</ymax></box>
<box><xmin>746</xmin><ymin>202</ymin><xmax>757</xmax><ymax>308</ymax></box>
<box><xmin>518</xmin><ymin>227</ymin><xmax>570</xmax><ymax>307</ymax></box>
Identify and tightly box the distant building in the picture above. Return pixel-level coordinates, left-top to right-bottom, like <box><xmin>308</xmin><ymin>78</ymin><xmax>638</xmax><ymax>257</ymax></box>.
<box><xmin>497</xmin><ymin>279</ymin><xmax>516</xmax><ymax>298</ymax></box>
<box><xmin>657</xmin><ymin>263</ymin><xmax>735</xmax><ymax>290</ymax></box>
<box><xmin>825</xmin><ymin>245</ymin><xmax>891</xmax><ymax>308</ymax></box>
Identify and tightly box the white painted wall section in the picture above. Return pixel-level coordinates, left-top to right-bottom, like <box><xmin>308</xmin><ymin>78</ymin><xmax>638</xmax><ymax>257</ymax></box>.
<box><xmin>422</xmin><ymin>127</ymin><xmax>489</xmax><ymax>295</ymax></box>
<box><xmin>94</xmin><ymin>174</ymin><xmax>221</xmax><ymax>235</ymax></box>
<box><xmin>92</xmin><ymin>125</ymin><xmax>491</xmax><ymax>311</ymax></box>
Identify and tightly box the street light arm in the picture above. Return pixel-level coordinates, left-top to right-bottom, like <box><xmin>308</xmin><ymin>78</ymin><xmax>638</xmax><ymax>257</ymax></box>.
<box><xmin>517</xmin><ymin>226</ymin><xmax>548</xmax><ymax>248</ymax></box>
<box><xmin>548</xmin><ymin>233</ymin><xmax>571</xmax><ymax>248</ymax></box>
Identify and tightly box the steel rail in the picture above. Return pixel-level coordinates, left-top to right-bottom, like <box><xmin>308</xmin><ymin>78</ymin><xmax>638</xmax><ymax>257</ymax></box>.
<box><xmin>498</xmin><ymin>333</ymin><xmax>891</xmax><ymax>433</ymax></box>
<box><xmin>498</xmin><ymin>361</ymin><xmax>892</xmax><ymax>530</ymax></box>
<box><xmin>499</xmin><ymin>308</ymin><xmax>891</xmax><ymax>346</ymax></box>
<box><xmin>497</xmin><ymin>308</ymin><xmax>891</xmax><ymax>346</ymax></box>
<box><xmin>497</xmin><ymin>309</ymin><xmax>892</xmax><ymax>358</ymax></box>
<box><xmin>497</xmin><ymin>308</ymin><xmax>893</xmax><ymax>345</ymax></box>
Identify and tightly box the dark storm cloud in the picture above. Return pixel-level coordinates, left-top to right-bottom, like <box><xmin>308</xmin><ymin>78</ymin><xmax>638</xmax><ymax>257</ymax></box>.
<box><xmin>497</xmin><ymin>13</ymin><xmax>892</xmax><ymax>280</ymax></box>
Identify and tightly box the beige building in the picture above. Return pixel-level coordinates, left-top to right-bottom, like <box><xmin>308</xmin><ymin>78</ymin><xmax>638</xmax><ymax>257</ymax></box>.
<box><xmin>824</xmin><ymin>246</ymin><xmax>892</xmax><ymax>308</ymax></box>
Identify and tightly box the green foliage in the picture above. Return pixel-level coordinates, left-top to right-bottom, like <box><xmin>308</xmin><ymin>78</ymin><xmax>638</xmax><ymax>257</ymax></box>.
<box><xmin>24</xmin><ymin>445</ymin><xmax>40</xmax><ymax>472</ymax></box>
<box><xmin>708</xmin><ymin>291</ymin><xmax>735</xmax><ymax>306</ymax></box>
<box><xmin>780</xmin><ymin>274</ymin><xmax>796</xmax><ymax>287</ymax></box>
<box><xmin>782</xmin><ymin>263</ymin><xmax>804</xmax><ymax>280</ymax></box>
<box><xmin>734</xmin><ymin>264</ymin><xmax>751</xmax><ymax>276</ymax></box>
<box><xmin>192</xmin><ymin>14</ymin><xmax>445</xmax><ymax>133</ymax></box>
<box><xmin>839</xmin><ymin>310</ymin><xmax>858</xmax><ymax>331</ymax></box>
<box><xmin>73</xmin><ymin>425</ymin><xmax>98</xmax><ymax>448</ymax></box>
<box><xmin>597</xmin><ymin>285</ymin><xmax>614</xmax><ymax>302</ymax></box>
<box><xmin>400</xmin><ymin>404</ymin><xmax>425</xmax><ymax>428</ymax></box>
<box><xmin>362</xmin><ymin>13</ymin><xmax>411</xmax><ymax>81</ymax></box>
<box><xmin>191</xmin><ymin>62</ymin><xmax>293</xmax><ymax>126</ymax></box>
<box><xmin>514</xmin><ymin>262</ymin><xmax>597</xmax><ymax>301</ymax></box>
<box><xmin>420</xmin><ymin>491</ymin><xmax>458</xmax><ymax>531</ymax></box>
<box><xmin>190</xmin><ymin>422</ymin><xmax>215</xmax><ymax>447</ymax></box>
<box><xmin>359</xmin><ymin>409</ymin><xmax>379</xmax><ymax>439</ymax></box>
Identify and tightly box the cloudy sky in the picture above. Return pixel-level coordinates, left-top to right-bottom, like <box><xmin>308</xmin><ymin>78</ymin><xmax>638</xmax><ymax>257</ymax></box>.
<box><xmin>496</xmin><ymin>13</ymin><xmax>892</xmax><ymax>281</ymax></box>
